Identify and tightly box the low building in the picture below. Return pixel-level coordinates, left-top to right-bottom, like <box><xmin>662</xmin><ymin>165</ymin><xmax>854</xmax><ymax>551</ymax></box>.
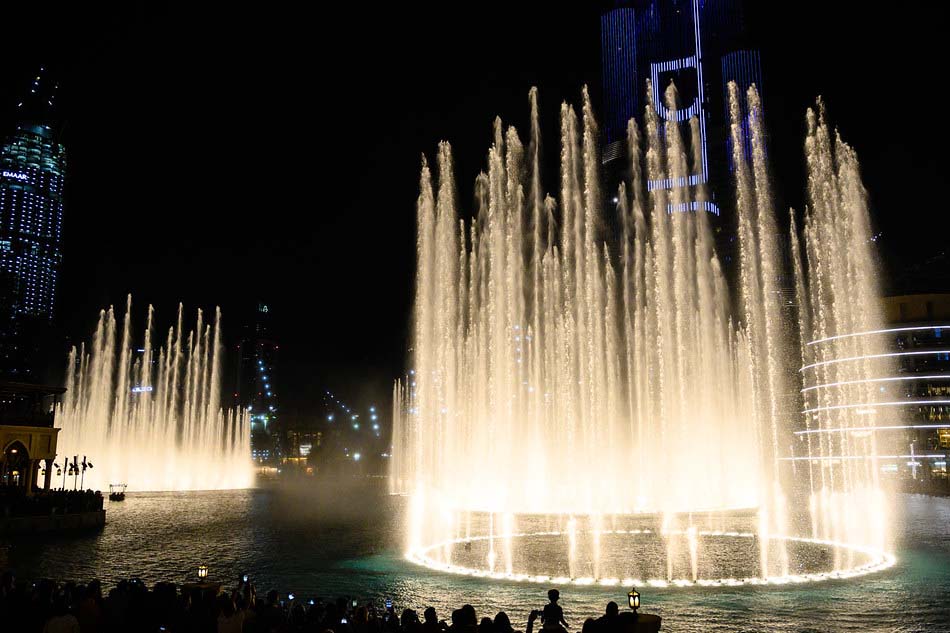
<box><xmin>879</xmin><ymin>293</ymin><xmax>950</xmax><ymax>491</ymax></box>
<box><xmin>0</xmin><ymin>381</ymin><xmax>62</xmax><ymax>493</ymax></box>
<box><xmin>794</xmin><ymin>293</ymin><xmax>950</xmax><ymax>495</ymax></box>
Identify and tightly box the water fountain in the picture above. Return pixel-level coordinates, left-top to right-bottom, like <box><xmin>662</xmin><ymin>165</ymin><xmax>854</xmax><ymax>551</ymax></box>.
<box><xmin>56</xmin><ymin>297</ymin><xmax>253</xmax><ymax>492</ymax></box>
<box><xmin>391</xmin><ymin>82</ymin><xmax>896</xmax><ymax>587</ymax></box>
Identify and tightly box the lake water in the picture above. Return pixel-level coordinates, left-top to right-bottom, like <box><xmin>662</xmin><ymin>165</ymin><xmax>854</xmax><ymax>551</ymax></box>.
<box><xmin>3</xmin><ymin>485</ymin><xmax>948</xmax><ymax>633</ymax></box>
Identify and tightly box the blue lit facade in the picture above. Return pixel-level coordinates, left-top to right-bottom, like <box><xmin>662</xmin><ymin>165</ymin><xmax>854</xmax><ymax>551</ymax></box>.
<box><xmin>0</xmin><ymin>70</ymin><xmax>65</xmax><ymax>378</ymax></box>
<box><xmin>601</xmin><ymin>0</ymin><xmax>763</xmax><ymax>220</ymax></box>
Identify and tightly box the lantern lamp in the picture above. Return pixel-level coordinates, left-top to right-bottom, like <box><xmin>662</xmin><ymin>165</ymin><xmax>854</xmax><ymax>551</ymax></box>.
<box><xmin>627</xmin><ymin>588</ymin><xmax>640</xmax><ymax>612</ymax></box>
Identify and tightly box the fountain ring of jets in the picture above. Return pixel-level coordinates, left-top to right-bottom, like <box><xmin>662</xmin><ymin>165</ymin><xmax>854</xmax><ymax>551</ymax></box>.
<box><xmin>406</xmin><ymin>528</ymin><xmax>896</xmax><ymax>589</ymax></box>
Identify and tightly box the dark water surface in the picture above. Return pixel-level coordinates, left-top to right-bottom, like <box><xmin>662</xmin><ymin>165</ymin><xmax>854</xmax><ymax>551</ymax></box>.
<box><xmin>3</xmin><ymin>487</ymin><xmax>948</xmax><ymax>632</ymax></box>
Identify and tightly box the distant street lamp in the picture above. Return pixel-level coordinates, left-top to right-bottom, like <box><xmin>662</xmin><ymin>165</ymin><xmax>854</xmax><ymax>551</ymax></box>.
<box><xmin>197</xmin><ymin>565</ymin><xmax>209</xmax><ymax>580</ymax></box>
<box><xmin>60</xmin><ymin>457</ymin><xmax>68</xmax><ymax>489</ymax></box>
<box><xmin>79</xmin><ymin>456</ymin><xmax>94</xmax><ymax>489</ymax></box>
<box><xmin>627</xmin><ymin>588</ymin><xmax>640</xmax><ymax>613</ymax></box>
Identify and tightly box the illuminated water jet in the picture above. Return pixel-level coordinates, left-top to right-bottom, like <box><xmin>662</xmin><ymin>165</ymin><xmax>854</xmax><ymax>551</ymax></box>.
<box><xmin>393</xmin><ymin>83</ymin><xmax>894</xmax><ymax>586</ymax></box>
<box><xmin>56</xmin><ymin>297</ymin><xmax>253</xmax><ymax>492</ymax></box>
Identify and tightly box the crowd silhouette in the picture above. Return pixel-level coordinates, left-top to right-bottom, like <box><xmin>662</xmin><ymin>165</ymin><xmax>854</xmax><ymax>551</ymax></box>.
<box><xmin>0</xmin><ymin>488</ymin><xmax>103</xmax><ymax>517</ymax></box>
<box><xmin>0</xmin><ymin>571</ymin><xmax>658</xmax><ymax>633</ymax></box>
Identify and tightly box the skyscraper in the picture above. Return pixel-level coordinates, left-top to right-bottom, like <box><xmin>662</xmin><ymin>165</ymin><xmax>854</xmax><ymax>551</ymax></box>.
<box><xmin>0</xmin><ymin>68</ymin><xmax>65</xmax><ymax>378</ymax></box>
<box><xmin>601</xmin><ymin>0</ymin><xmax>762</xmax><ymax>229</ymax></box>
<box><xmin>235</xmin><ymin>302</ymin><xmax>280</xmax><ymax>463</ymax></box>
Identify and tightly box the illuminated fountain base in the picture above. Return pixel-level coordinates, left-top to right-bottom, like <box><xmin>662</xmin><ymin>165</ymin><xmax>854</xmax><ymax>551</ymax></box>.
<box><xmin>406</xmin><ymin>512</ymin><xmax>895</xmax><ymax>588</ymax></box>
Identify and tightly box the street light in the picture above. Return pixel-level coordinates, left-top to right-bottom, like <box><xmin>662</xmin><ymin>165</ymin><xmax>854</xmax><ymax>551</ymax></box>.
<box><xmin>80</xmin><ymin>456</ymin><xmax>94</xmax><ymax>490</ymax></box>
<box><xmin>197</xmin><ymin>565</ymin><xmax>209</xmax><ymax>580</ymax></box>
<box><xmin>627</xmin><ymin>588</ymin><xmax>640</xmax><ymax>612</ymax></box>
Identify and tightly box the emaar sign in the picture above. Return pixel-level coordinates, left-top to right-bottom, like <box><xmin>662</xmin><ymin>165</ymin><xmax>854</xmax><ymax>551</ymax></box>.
<box><xmin>1</xmin><ymin>170</ymin><xmax>28</xmax><ymax>182</ymax></box>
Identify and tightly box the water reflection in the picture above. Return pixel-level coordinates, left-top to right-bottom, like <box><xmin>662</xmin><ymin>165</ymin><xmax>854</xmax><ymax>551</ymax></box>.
<box><xmin>2</xmin><ymin>489</ymin><xmax>949</xmax><ymax>632</ymax></box>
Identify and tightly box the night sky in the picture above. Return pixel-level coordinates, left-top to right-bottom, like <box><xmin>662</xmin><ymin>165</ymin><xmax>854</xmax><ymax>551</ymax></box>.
<box><xmin>0</xmin><ymin>2</ymin><xmax>945</xmax><ymax>418</ymax></box>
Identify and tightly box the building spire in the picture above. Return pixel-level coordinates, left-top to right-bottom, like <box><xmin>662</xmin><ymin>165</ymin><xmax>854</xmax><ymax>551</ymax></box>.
<box><xmin>16</xmin><ymin>66</ymin><xmax>59</xmax><ymax>125</ymax></box>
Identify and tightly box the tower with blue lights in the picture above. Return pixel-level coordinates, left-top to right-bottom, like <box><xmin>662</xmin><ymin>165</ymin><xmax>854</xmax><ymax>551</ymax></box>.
<box><xmin>0</xmin><ymin>68</ymin><xmax>65</xmax><ymax>378</ymax></box>
<box><xmin>236</xmin><ymin>302</ymin><xmax>280</xmax><ymax>463</ymax></box>
<box><xmin>601</xmin><ymin>0</ymin><xmax>763</xmax><ymax>235</ymax></box>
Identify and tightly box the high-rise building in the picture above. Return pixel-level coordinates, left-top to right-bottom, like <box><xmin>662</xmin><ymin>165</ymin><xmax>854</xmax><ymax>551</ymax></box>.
<box><xmin>0</xmin><ymin>68</ymin><xmax>65</xmax><ymax>378</ymax></box>
<box><xmin>235</xmin><ymin>302</ymin><xmax>280</xmax><ymax>464</ymax></box>
<box><xmin>600</xmin><ymin>0</ymin><xmax>762</xmax><ymax>229</ymax></box>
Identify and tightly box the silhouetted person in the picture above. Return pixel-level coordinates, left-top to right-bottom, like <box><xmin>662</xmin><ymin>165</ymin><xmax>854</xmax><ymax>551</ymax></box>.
<box><xmin>541</xmin><ymin>589</ymin><xmax>569</xmax><ymax>630</ymax></box>
<box><xmin>596</xmin><ymin>601</ymin><xmax>619</xmax><ymax>633</ymax></box>
<box><xmin>42</xmin><ymin>595</ymin><xmax>80</xmax><ymax>633</ymax></box>
<box><xmin>424</xmin><ymin>606</ymin><xmax>446</xmax><ymax>633</ymax></box>
<box><xmin>256</xmin><ymin>589</ymin><xmax>285</xmax><ymax>633</ymax></box>
<box><xmin>480</xmin><ymin>616</ymin><xmax>495</xmax><ymax>633</ymax></box>
<box><xmin>494</xmin><ymin>611</ymin><xmax>518</xmax><ymax>633</ymax></box>
<box><xmin>403</xmin><ymin>608</ymin><xmax>423</xmax><ymax>631</ymax></box>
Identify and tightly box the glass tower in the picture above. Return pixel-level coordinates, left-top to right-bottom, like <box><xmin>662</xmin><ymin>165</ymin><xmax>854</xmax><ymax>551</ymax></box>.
<box><xmin>601</xmin><ymin>0</ymin><xmax>763</xmax><ymax>225</ymax></box>
<box><xmin>0</xmin><ymin>69</ymin><xmax>65</xmax><ymax>378</ymax></box>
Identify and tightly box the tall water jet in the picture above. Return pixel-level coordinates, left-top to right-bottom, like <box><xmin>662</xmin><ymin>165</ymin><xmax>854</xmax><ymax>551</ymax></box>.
<box><xmin>393</xmin><ymin>83</ymin><xmax>895</xmax><ymax>586</ymax></box>
<box><xmin>56</xmin><ymin>297</ymin><xmax>253</xmax><ymax>492</ymax></box>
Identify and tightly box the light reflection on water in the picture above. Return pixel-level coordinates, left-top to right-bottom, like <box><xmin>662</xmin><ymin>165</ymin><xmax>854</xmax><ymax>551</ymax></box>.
<box><xmin>3</xmin><ymin>488</ymin><xmax>949</xmax><ymax>632</ymax></box>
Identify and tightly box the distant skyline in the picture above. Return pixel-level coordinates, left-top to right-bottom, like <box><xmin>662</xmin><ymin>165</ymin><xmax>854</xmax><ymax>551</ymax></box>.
<box><xmin>0</xmin><ymin>2</ymin><xmax>945</xmax><ymax>417</ymax></box>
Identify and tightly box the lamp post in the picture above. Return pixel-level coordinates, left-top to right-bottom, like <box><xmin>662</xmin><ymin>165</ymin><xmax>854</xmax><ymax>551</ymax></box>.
<box><xmin>627</xmin><ymin>588</ymin><xmax>640</xmax><ymax>613</ymax></box>
<box><xmin>71</xmin><ymin>455</ymin><xmax>79</xmax><ymax>490</ymax></box>
<box><xmin>197</xmin><ymin>565</ymin><xmax>209</xmax><ymax>581</ymax></box>
<box><xmin>79</xmin><ymin>456</ymin><xmax>94</xmax><ymax>490</ymax></box>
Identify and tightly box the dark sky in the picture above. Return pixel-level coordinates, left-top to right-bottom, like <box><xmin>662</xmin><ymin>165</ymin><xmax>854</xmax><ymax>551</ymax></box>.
<box><xmin>0</xmin><ymin>2</ymin><xmax>945</xmax><ymax>418</ymax></box>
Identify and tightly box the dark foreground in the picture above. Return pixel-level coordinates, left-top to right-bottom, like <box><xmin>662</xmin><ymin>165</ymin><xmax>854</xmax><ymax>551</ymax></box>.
<box><xmin>0</xmin><ymin>572</ymin><xmax>659</xmax><ymax>633</ymax></box>
<box><xmin>1</xmin><ymin>486</ymin><xmax>948</xmax><ymax>632</ymax></box>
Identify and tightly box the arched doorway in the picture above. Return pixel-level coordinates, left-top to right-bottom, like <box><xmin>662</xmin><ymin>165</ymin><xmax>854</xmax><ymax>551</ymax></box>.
<box><xmin>2</xmin><ymin>441</ymin><xmax>29</xmax><ymax>487</ymax></box>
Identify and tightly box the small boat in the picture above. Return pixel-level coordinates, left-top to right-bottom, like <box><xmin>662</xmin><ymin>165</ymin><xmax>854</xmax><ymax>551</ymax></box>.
<box><xmin>108</xmin><ymin>484</ymin><xmax>127</xmax><ymax>501</ymax></box>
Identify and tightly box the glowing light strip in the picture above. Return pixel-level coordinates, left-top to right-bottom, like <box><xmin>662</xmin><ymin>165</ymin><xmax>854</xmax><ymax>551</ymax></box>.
<box><xmin>434</xmin><ymin>503</ymin><xmax>757</xmax><ymax>518</ymax></box>
<box><xmin>808</xmin><ymin>325</ymin><xmax>950</xmax><ymax>346</ymax></box>
<box><xmin>645</xmin><ymin>0</ymin><xmax>711</xmax><ymax>205</ymax></box>
<box><xmin>801</xmin><ymin>350</ymin><xmax>946</xmax><ymax>372</ymax></box>
<box><xmin>803</xmin><ymin>399</ymin><xmax>950</xmax><ymax>414</ymax></box>
<box><xmin>406</xmin><ymin>529</ymin><xmax>895</xmax><ymax>589</ymax></box>
<box><xmin>780</xmin><ymin>454</ymin><xmax>945</xmax><ymax>461</ymax></box>
<box><xmin>803</xmin><ymin>374</ymin><xmax>950</xmax><ymax>392</ymax></box>
<box><xmin>667</xmin><ymin>200</ymin><xmax>721</xmax><ymax>216</ymax></box>
<box><xmin>692</xmin><ymin>0</ymin><xmax>708</xmax><ymax>181</ymax></box>
<box><xmin>794</xmin><ymin>423</ymin><xmax>950</xmax><ymax>435</ymax></box>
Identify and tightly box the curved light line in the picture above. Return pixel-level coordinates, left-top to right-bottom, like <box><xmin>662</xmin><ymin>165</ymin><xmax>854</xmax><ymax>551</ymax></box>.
<box><xmin>808</xmin><ymin>325</ymin><xmax>950</xmax><ymax>346</ymax></box>
<box><xmin>794</xmin><ymin>423</ymin><xmax>950</xmax><ymax>435</ymax></box>
<box><xmin>801</xmin><ymin>350</ymin><xmax>945</xmax><ymax>372</ymax></box>
<box><xmin>780</xmin><ymin>454</ymin><xmax>945</xmax><ymax>461</ymax></box>
<box><xmin>406</xmin><ymin>529</ymin><xmax>896</xmax><ymax>588</ymax></box>
<box><xmin>802</xmin><ymin>374</ymin><xmax>950</xmax><ymax>393</ymax></box>
<box><xmin>803</xmin><ymin>399</ymin><xmax>950</xmax><ymax>414</ymax></box>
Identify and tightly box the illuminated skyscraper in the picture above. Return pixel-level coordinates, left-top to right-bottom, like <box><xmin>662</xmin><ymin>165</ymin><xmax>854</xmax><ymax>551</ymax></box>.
<box><xmin>0</xmin><ymin>68</ymin><xmax>65</xmax><ymax>377</ymax></box>
<box><xmin>235</xmin><ymin>302</ymin><xmax>280</xmax><ymax>463</ymax></box>
<box><xmin>601</xmin><ymin>0</ymin><xmax>763</xmax><ymax>227</ymax></box>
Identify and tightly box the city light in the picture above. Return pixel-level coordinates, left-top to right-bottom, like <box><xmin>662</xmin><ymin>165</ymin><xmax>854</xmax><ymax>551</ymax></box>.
<box><xmin>803</xmin><ymin>399</ymin><xmax>950</xmax><ymax>414</ymax></box>
<box><xmin>807</xmin><ymin>324</ymin><xmax>950</xmax><ymax>346</ymax></box>
<box><xmin>801</xmin><ymin>350</ymin><xmax>948</xmax><ymax>372</ymax></box>
<box><xmin>795</xmin><ymin>424</ymin><xmax>950</xmax><ymax>436</ymax></box>
<box><xmin>779</xmin><ymin>454</ymin><xmax>946</xmax><ymax>462</ymax></box>
<box><xmin>353</xmin><ymin>453</ymin><xmax>361</xmax><ymax>461</ymax></box>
